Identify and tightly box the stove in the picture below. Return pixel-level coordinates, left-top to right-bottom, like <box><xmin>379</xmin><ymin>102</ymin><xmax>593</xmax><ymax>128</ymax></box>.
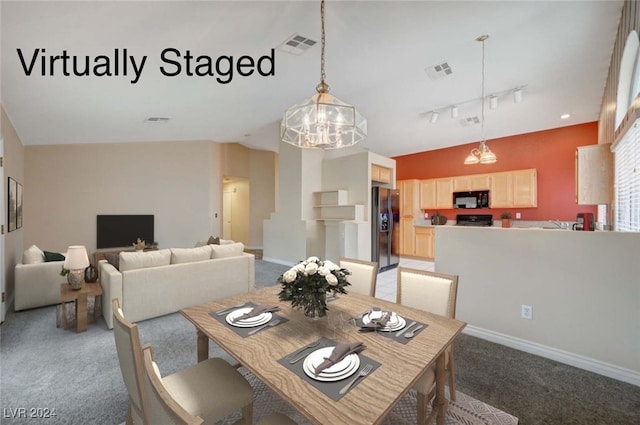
<box><xmin>456</xmin><ymin>214</ymin><xmax>494</xmax><ymax>227</ymax></box>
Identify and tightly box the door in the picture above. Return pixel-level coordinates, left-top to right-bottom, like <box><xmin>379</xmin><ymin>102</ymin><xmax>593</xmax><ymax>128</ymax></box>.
<box><xmin>222</xmin><ymin>191</ymin><xmax>232</xmax><ymax>240</ymax></box>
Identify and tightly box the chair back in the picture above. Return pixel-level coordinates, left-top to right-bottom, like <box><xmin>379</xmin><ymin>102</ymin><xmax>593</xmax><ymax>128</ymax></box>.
<box><xmin>112</xmin><ymin>298</ymin><xmax>148</xmax><ymax>425</ymax></box>
<box><xmin>396</xmin><ymin>267</ymin><xmax>458</xmax><ymax>318</ymax></box>
<box><xmin>338</xmin><ymin>257</ymin><xmax>379</xmax><ymax>297</ymax></box>
<box><xmin>142</xmin><ymin>346</ymin><xmax>204</xmax><ymax>425</ymax></box>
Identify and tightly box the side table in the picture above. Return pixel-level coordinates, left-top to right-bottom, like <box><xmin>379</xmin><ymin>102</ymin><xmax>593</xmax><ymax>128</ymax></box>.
<box><xmin>58</xmin><ymin>282</ymin><xmax>103</xmax><ymax>332</ymax></box>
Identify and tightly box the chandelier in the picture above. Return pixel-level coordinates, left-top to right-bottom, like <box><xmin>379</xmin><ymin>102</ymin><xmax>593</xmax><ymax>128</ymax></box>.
<box><xmin>280</xmin><ymin>0</ymin><xmax>367</xmax><ymax>149</ymax></box>
<box><xmin>464</xmin><ymin>34</ymin><xmax>497</xmax><ymax>165</ymax></box>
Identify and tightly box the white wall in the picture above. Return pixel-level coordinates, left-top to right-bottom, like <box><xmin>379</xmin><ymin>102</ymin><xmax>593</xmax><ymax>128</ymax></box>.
<box><xmin>24</xmin><ymin>141</ymin><xmax>222</xmax><ymax>254</ymax></box>
<box><xmin>435</xmin><ymin>226</ymin><xmax>640</xmax><ymax>385</ymax></box>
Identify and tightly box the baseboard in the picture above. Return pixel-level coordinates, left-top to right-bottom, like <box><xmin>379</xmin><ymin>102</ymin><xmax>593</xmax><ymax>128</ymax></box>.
<box><xmin>262</xmin><ymin>257</ymin><xmax>294</xmax><ymax>267</ymax></box>
<box><xmin>464</xmin><ymin>325</ymin><xmax>640</xmax><ymax>387</ymax></box>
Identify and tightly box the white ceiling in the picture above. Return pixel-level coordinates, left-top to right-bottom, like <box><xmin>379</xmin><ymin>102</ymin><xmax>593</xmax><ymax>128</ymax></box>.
<box><xmin>1</xmin><ymin>1</ymin><xmax>624</xmax><ymax>157</ymax></box>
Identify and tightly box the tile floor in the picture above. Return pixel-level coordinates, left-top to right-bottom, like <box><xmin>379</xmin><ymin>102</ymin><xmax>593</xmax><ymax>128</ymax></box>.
<box><xmin>374</xmin><ymin>257</ymin><xmax>435</xmax><ymax>302</ymax></box>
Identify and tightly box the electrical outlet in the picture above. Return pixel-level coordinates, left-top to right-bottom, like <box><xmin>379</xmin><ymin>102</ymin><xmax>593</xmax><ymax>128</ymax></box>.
<box><xmin>515</xmin><ymin>212</ymin><xmax>521</xmax><ymax>219</ymax></box>
<box><xmin>521</xmin><ymin>304</ymin><xmax>533</xmax><ymax>320</ymax></box>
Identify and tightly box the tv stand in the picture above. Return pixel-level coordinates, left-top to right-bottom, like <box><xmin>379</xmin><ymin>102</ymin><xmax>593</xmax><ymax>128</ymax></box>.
<box><xmin>93</xmin><ymin>247</ymin><xmax>158</xmax><ymax>267</ymax></box>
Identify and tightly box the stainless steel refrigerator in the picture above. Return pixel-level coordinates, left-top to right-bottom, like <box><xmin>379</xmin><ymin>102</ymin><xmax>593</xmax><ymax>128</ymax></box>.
<box><xmin>371</xmin><ymin>187</ymin><xmax>400</xmax><ymax>272</ymax></box>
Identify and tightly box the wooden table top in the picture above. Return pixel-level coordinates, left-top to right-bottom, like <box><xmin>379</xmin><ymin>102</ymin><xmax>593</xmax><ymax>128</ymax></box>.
<box><xmin>180</xmin><ymin>286</ymin><xmax>466</xmax><ymax>425</ymax></box>
<box><xmin>60</xmin><ymin>282</ymin><xmax>103</xmax><ymax>302</ymax></box>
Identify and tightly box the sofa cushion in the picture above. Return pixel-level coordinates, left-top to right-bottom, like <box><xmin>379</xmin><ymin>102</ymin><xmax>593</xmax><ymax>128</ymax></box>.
<box><xmin>104</xmin><ymin>252</ymin><xmax>120</xmax><ymax>270</ymax></box>
<box><xmin>170</xmin><ymin>246</ymin><xmax>212</xmax><ymax>264</ymax></box>
<box><xmin>119</xmin><ymin>249</ymin><xmax>171</xmax><ymax>272</ymax></box>
<box><xmin>207</xmin><ymin>235</ymin><xmax>221</xmax><ymax>245</ymax></box>
<box><xmin>43</xmin><ymin>251</ymin><xmax>65</xmax><ymax>262</ymax></box>
<box><xmin>22</xmin><ymin>245</ymin><xmax>45</xmax><ymax>264</ymax></box>
<box><xmin>210</xmin><ymin>242</ymin><xmax>245</xmax><ymax>259</ymax></box>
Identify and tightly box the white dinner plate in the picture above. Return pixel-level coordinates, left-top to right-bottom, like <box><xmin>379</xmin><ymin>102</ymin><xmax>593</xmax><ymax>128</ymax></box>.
<box><xmin>362</xmin><ymin>312</ymin><xmax>406</xmax><ymax>332</ymax></box>
<box><xmin>302</xmin><ymin>347</ymin><xmax>360</xmax><ymax>382</ymax></box>
<box><xmin>226</xmin><ymin>307</ymin><xmax>272</xmax><ymax>327</ymax></box>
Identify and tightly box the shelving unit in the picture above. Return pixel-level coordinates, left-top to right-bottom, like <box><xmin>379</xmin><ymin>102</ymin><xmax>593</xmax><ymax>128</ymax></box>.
<box><xmin>313</xmin><ymin>190</ymin><xmax>364</xmax><ymax>221</ymax></box>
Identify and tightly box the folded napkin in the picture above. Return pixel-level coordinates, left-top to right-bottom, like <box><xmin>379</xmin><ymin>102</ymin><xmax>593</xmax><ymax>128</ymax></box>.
<box><xmin>314</xmin><ymin>342</ymin><xmax>364</xmax><ymax>375</ymax></box>
<box><xmin>358</xmin><ymin>311</ymin><xmax>392</xmax><ymax>332</ymax></box>
<box><xmin>232</xmin><ymin>305</ymin><xmax>280</xmax><ymax>322</ymax></box>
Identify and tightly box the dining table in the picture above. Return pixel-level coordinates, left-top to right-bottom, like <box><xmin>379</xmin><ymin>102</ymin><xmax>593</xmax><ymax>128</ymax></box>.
<box><xmin>180</xmin><ymin>286</ymin><xmax>466</xmax><ymax>425</ymax></box>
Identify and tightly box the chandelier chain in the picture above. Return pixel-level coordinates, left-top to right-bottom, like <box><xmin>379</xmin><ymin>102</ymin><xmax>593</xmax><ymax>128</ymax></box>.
<box><xmin>480</xmin><ymin>35</ymin><xmax>486</xmax><ymax>140</ymax></box>
<box><xmin>320</xmin><ymin>0</ymin><xmax>326</xmax><ymax>89</ymax></box>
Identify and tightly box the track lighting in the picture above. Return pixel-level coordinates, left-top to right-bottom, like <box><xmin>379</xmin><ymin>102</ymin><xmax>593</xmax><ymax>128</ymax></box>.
<box><xmin>450</xmin><ymin>106</ymin><xmax>459</xmax><ymax>118</ymax></box>
<box><xmin>430</xmin><ymin>111</ymin><xmax>439</xmax><ymax>123</ymax></box>
<box><xmin>513</xmin><ymin>88</ymin><xmax>523</xmax><ymax>103</ymax></box>
<box><xmin>489</xmin><ymin>95</ymin><xmax>498</xmax><ymax>110</ymax></box>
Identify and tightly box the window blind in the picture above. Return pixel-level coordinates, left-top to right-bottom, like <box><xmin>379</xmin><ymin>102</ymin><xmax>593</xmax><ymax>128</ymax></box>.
<box><xmin>613</xmin><ymin>122</ymin><xmax>640</xmax><ymax>231</ymax></box>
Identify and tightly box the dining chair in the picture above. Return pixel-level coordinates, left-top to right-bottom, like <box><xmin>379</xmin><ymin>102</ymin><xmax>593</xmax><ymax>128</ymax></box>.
<box><xmin>142</xmin><ymin>344</ymin><xmax>297</xmax><ymax>425</ymax></box>
<box><xmin>112</xmin><ymin>299</ymin><xmax>254</xmax><ymax>425</ymax></box>
<box><xmin>338</xmin><ymin>257</ymin><xmax>379</xmax><ymax>297</ymax></box>
<box><xmin>396</xmin><ymin>267</ymin><xmax>459</xmax><ymax>425</ymax></box>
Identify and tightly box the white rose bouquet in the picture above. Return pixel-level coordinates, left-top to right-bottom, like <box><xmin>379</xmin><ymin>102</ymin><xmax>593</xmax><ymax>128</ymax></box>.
<box><xmin>278</xmin><ymin>256</ymin><xmax>351</xmax><ymax>318</ymax></box>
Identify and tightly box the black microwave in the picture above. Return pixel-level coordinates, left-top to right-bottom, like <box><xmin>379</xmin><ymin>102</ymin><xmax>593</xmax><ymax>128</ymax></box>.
<box><xmin>453</xmin><ymin>190</ymin><xmax>490</xmax><ymax>209</ymax></box>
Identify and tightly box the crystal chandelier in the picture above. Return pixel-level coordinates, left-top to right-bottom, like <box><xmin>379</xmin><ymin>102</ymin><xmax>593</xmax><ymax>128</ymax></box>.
<box><xmin>280</xmin><ymin>0</ymin><xmax>367</xmax><ymax>149</ymax></box>
<box><xmin>464</xmin><ymin>34</ymin><xmax>497</xmax><ymax>165</ymax></box>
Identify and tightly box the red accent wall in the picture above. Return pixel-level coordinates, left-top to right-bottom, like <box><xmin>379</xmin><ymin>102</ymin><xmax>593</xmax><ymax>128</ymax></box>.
<box><xmin>393</xmin><ymin>122</ymin><xmax>598</xmax><ymax>222</ymax></box>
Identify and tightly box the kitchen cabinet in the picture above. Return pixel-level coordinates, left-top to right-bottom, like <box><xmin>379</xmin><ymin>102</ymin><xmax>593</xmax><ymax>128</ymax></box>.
<box><xmin>575</xmin><ymin>144</ymin><xmax>612</xmax><ymax>205</ymax></box>
<box><xmin>400</xmin><ymin>218</ymin><xmax>416</xmax><ymax>255</ymax></box>
<box><xmin>371</xmin><ymin>164</ymin><xmax>392</xmax><ymax>184</ymax></box>
<box><xmin>435</xmin><ymin>178</ymin><xmax>453</xmax><ymax>209</ymax></box>
<box><xmin>414</xmin><ymin>226</ymin><xmax>434</xmax><ymax>259</ymax></box>
<box><xmin>490</xmin><ymin>169</ymin><xmax>537</xmax><ymax>208</ymax></box>
<box><xmin>399</xmin><ymin>179</ymin><xmax>420</xmax><ymax>218</ymax></box>
<box><xmin>419</xmin><ymin>179</ymin><xmax>437</xmax><ymax>209</ymax></box>
<box><xmin>452</xmin><ymin>174</ymin><xmax>490</xmax><ymax>192</ymax></box>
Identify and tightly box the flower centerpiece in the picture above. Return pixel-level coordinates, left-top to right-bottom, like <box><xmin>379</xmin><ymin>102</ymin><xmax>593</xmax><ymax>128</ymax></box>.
<box><xmin>278</xmin><ymin>256</ymin><xmax>351</xmax><ymax>320</ymax></box>
<box><xmin>133</xmin><ymin>238</ymin><xmax>146</xmax><ymax>251</ymax></box>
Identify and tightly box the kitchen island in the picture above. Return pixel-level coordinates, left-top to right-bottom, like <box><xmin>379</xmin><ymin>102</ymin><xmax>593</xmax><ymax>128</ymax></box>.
<box><xmin>434</xmin><ymin>226</ymin><xmax>640</xmax><ymax>386</ymax></box>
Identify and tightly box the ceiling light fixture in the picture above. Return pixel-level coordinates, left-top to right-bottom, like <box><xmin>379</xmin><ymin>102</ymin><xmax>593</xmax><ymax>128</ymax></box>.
<box><xmin>280</xmin><ymin>0</ymin><xmax>366</xmax><ymax>149</ymax></box>
<box><xmin>430</xmin><ymin>111</ymin><xmax>440</xmax><ymax>123</ymax></box>
<box><xmin>450</xmin><ymin>105</ymin><xmax>459</xmax><ymax>118</ymax></box>
<box><xmin>465</xmin><ymin>34</ymin><xmax>497</xmax><ymax>165</ymax></box>
<box><xmin>489</xmin><ymin>95</ymin><xmax>498</xmax><ymax>110</ymax></box>
<box><xmin>560</xmin><ymin>113</ymin><xmax>571</xmax><ymax>120</ymax></box>
<box><xmin>513</xmin><ymin>88</ymin><xmax>523</xmax><ymax>103</ymax></box>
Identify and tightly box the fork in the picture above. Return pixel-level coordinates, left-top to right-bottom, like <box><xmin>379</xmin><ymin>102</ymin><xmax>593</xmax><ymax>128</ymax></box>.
<box><xmin>338</xmin><ymin>364</ymin><xmax>374</xmax><ymax>395</ymax></box>
<box><xmin>215</xmin><ymin>303</ymin><xmax>246</xmax><ymax>316</ymax></box>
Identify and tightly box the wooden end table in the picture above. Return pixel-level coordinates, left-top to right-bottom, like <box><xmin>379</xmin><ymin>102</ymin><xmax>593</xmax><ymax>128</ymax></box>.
<box><xmin>58</xmin><ymin>282</ymin><xmax>103</xmax><ymax>332</ymax></box>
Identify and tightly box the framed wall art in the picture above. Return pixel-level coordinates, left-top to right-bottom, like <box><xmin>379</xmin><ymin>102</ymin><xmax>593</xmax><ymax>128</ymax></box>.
<box><xmin>8</xmin><ymin>177</ymin><xmax>17</xmax><ymax>232</ymax></box>
<box><xmin>16</xmin><ymin>181</ymin><xmax>23</xmax><ymax>229</ymax></box>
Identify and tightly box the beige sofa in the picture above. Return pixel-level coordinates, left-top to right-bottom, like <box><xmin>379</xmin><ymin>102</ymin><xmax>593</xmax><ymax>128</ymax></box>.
<box><xmin>100</xmin><ymin>243</ymin><xmax>254</xmax><ymax>329</ymax></box>
<box><xmin>15</xmin><ymin>260</ymin><xmax>65</xmax><ymax>311</ymax></box>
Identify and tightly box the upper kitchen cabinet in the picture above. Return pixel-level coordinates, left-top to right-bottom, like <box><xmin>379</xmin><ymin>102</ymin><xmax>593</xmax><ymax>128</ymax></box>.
<box><xmin>371</xmin><ymin>164</ymin><xmax>392</xmax><ymax>184</ymax></box>
<box><xmin>490</xmin><ymin>169</ymin><xmax>537</xmax><ymax>208</ymax></box>
<box><xmin>399</xmin><ymin>179</ymin><xmax>420</xmax><ymax>217</ymax></box>
<box><xmin>452</xmin><ymin>174</ymin><xmax>490</xmax><ymax>191</ymax></box>
<box><xmin>419</xmin><ymin>178</ymin><xmax>453</xmax><ymax>209</ymax></box>
<box><xmin>576</xmin><ymin>144</ymin><xmax>613</xmax><ymax>205</ymax></box>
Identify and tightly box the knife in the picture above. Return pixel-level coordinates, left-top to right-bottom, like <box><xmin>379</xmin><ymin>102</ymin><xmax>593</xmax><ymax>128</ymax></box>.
<box><xmin>396</xmin><ymin>321</ymin><xmax>416</xmax><ymax>338</ymax></box>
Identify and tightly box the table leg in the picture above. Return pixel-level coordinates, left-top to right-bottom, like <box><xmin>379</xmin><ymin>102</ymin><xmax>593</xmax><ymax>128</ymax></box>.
<box><xmin>197</xmin><ymin>330</ymin><xmax>209</xmax><ymax>363</ymax></box>
<box><xmin>76</xmin><ymin>293</ymin><xmax>88</xmax><ymax>332</ymax></box>
<box><xmin>434</xmin><ymin>353</ymin><xmax>448</xmax><ymax>425</ymax></box>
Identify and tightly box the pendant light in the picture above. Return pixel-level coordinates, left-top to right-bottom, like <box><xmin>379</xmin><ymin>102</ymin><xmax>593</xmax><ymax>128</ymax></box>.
<box><xmin>280</xmin><ymin>0</ymin><xmax>367</xmax><ymax>149</ymax></box>
<box><xmin>464</xmin><ymin>34</ymin><xmax>497</xmax><ymax>165</ymax></box>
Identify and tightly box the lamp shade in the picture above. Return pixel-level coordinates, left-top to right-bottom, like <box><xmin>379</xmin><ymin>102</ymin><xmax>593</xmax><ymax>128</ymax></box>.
<box><xmin>64</xmin><ymin>245</ymin><xmax>90</xmax><ymax>270</ymax></box>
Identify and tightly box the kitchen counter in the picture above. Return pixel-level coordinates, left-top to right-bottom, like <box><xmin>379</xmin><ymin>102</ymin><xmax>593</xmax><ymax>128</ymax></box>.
<box><xmin>434</xmin><ymin>225</ymin><xmax>640</xmax><ymax>385</ymax></box>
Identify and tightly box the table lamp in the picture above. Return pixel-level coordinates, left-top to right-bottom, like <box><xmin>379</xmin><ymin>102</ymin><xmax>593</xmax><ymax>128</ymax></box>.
<box><xmin>64</xmin><ymin>245</ymin><xmax>90</xmax><ymax>290</ymax></box>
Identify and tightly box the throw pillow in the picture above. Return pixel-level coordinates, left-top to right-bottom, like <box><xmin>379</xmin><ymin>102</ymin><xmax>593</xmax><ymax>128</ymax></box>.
<box><xmin>119</xmin><ymin>249</ymin><xmax>171</xmax><ymax>272</ymax></box>
<box><xmin>207</xmin><ymin>235</ymin><xmax>221</xmax><ymax>245</ymax></box>
<box><xmin>170</xmin><ymin>246</ymin><xmax>212</xmax><ymax>264</ymax></box>
<box><xmin>210</xmin><ymin>242</ymin><xmax>245</xmax><ymax>259</ymax></box>
<box><xmin>104</xmin><ymin>252</ymin><xmax>120</xmax><ymax>270</ymax></box>
<box><xmin>22</xmin><ymin>245</ymin><xmax>45</xmax><ymax>264</ymax></box>
<box><xmin>43</xmin><ymin>251</ymin><xmax>65</xmax><ymax>262</ymax></box>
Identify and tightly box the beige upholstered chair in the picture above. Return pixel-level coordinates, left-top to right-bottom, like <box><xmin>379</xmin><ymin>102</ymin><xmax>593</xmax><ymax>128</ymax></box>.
<box><xmin>396</xmin><ymin>267</ymin><xmax>459</xmax><ymax>425</ymax></box>
<box><xmin>338</xmin><ymin>257</ymin><xmax>379</xmax><ymax>297</ymax></box>
<box><xmin>112</xmin><ymin>299</ymin><xmax>253</xmax><ymax>425</ymax></box>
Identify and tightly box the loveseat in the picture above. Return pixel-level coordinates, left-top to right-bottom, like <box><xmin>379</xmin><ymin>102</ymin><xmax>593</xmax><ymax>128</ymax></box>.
<box><xmin>100</xmin><ymin>242</ymin><xmax>254</xmax><ymax>329</ymax></box>
<box><xmin>14</xmin><ymin>245</ymin><xmax>66</xmax><ymax>311</ymax></box>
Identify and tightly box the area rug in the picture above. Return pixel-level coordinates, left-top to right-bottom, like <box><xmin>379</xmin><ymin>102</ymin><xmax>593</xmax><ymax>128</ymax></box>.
<box><xmin>220</xmin><ymin>370</ymin><xmax>519</xmax><ymax>425</ymax></box>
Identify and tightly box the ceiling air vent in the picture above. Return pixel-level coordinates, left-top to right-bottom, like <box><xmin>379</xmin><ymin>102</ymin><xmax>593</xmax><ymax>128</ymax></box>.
<box><xmin>144</xmin><ymin>117</ymin><xmax>170</xmax><ymax>123</ymax></box>
<box><xmin>277</xmin><ymin>33</ymin><xmax>317</xmax><ymax>55</ymax></box>
<box><xmin>425</xmin><ymin>61</ymin><xmax>453</xmax><ymax>80</ymax></box>
<box><xmin>460</xmin><ymin>116</ymin><xmax>481</xmax><ymax>126</ymax></box>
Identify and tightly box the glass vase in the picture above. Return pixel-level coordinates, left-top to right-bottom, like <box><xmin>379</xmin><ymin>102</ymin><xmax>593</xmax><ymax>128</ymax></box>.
<box><xmin>303</xmin><ymin>293</ymin><xmax>327</xmax><ymax>321</ymax></box>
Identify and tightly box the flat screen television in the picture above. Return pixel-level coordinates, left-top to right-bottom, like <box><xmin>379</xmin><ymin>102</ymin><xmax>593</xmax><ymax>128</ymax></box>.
<box><xmin>96</xmin><ymin>215</ymin><xmax>154</xmax><ymax>249</ymax></box>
